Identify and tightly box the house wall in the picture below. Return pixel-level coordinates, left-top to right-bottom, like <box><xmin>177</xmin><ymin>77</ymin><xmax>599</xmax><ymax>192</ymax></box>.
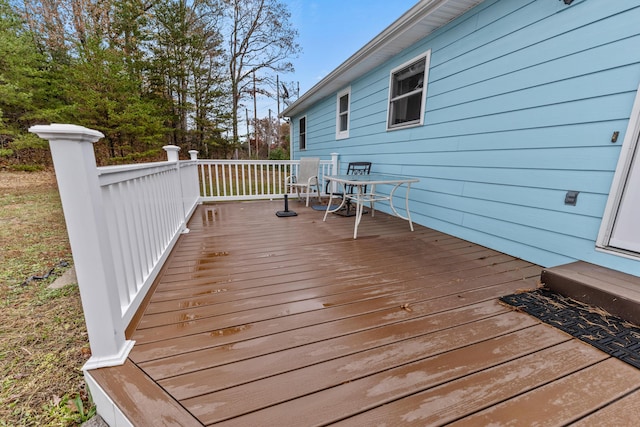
<box><xmin>290</xmin><ymin>0</ymin><xmax>640</xmax><ymax>276</ymax></box>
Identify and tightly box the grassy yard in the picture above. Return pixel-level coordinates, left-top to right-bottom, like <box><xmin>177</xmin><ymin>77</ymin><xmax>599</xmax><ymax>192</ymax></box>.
<box><xmin>0</xmin><ymin>170</ymin><xmax>95</xmax><ymax>426</ymax></box>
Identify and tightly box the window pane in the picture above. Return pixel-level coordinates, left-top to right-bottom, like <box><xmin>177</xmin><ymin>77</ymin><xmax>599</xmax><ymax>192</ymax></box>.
<box><xmin>339</xmin><ymin>94</ymin><xmax>349</xmax><ymax>113</ymax></box>
<box><xmin>390</xmin><ymin>92</ymin><xmax>422</xmax><ymax>125</ymax></box>
<box><xmin>392</xmin><ymin>59</ymin><xmax>425</xmax><ymax>98</ymax></box>
<box><xmin>299</xmin><ymin>117</ymin><xmax>306</xmax><ymax>150</ymax></box>
<box><xmin>339</xmin><ymin>113</ymin><xmax>348</xmax><ymax>132</ymax></box>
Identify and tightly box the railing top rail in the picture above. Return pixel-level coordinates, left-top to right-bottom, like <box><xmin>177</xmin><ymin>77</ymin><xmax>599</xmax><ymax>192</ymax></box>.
<box><xmin>98</xmin><ymin>160</ymin><xmax>174</xmax><ymax>174</ymax></box>
<box><xmin>98</xmin><ymin>158</ymin><xmax>197</xmax><ymax>174</ymax></box>
<box><xmin>98</xmin><ymin>161</ymin><xmax>179</xmax><ymax>186</ymax></box>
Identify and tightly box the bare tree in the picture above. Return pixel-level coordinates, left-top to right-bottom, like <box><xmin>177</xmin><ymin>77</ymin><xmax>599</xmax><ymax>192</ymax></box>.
<box><xmin>224</xmin><ymin>0</ymin><xmax>300</xmax><ymax>146</ymax></box>
<box><xmin>21</xmin><ymin>0</ymin><xmax>112</xmax><ymax>56</ymax></box>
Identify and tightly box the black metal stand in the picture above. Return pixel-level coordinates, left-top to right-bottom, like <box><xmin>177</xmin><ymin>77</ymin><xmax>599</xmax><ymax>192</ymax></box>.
<box><xmin>276</xmin><ymin>194</ymin><xmax>297</xmax><ymax>217</ymax></box>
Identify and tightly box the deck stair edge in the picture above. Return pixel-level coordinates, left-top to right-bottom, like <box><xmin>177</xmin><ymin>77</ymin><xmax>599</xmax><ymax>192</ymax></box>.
<box><xmin>541</xmin><ymin>261</ymin><xmax>640</xmax><ymax>326</ymax></box>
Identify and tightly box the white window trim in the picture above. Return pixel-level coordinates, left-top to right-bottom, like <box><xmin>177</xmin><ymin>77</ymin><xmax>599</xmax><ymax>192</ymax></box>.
<box><xmin>298</xmin><ymin>115</ymin><xmax>307</xmax><ymax>151</ymax></box>
<box><xmin>336</xmin><ymin>86</ymin><xmax>351</xmax><ymax>140</ymax></box>
<box><xmin>386</xmin><ymin>49</ymin><xmax>431</xmax><ymax>131</ymax></box>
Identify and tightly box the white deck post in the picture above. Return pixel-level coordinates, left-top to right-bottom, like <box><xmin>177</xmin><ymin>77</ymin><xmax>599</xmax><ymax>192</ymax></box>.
<box><xmin>330</xmin><ymin>152</ymin><xmax>339</xmax><ymax>174</ymax></box>
<box><xmin>188</xmin><ymin>149</ymin><xmax>198</xmax><ymax>160</ymax></box>
<box><xmin>163</xmin><ymin>144</ymin><xmax>180</xmax><ymax>161</ymax></box>
<box><xmin>28</xmin><ymin>124</ymin><xmax>134</xmax><ymax>370</ymax></box>
<box><xmin>330</xmin><ymin>152</ymin><xmax>340</xmax><ymax>193</ymax></box>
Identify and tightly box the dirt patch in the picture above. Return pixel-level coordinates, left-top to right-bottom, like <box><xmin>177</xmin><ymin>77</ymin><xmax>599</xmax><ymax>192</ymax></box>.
<box><xmin>0</xmin><ymin>170</ymin><xmax>57</xmax><ymax>191</ymax></box>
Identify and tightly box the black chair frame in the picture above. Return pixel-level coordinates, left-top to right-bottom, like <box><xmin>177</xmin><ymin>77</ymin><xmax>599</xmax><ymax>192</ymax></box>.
<box><xmin>327</xmin><ymin>161</ymin><xmax>372</xmax><ymax>217</ymax></box>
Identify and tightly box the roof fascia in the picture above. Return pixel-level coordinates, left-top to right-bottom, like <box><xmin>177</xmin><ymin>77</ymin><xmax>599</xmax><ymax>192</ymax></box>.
<box><xmin>281</xmin><ymin>0</ymin><xmax>480</xmax><ymax>117</ymax></box>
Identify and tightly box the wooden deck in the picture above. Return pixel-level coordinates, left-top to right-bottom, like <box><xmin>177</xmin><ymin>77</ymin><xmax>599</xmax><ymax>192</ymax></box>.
<box><xmin>89</xmin><ymin>201</ymin><xmax>640</xmax><ymax>426</ymax></box>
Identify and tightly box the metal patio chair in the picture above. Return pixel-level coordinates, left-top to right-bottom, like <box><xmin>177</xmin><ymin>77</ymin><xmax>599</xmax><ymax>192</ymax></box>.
<box><xmin>286</xmin><ymin>157</ymin><xmax>321</xmax><ymax>207</ymax></box>
<box><xmin>328</xmin><ymin>161</ymin><xmax>372</xmax><ymax>216</ymax></box>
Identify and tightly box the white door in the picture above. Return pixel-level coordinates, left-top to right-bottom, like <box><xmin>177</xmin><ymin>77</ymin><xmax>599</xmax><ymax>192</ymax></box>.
<box><xmin>599</xmin><ymin>82</ymin><xmax>640</xmax><ymax>256</ymax></box>
<box><xmin>610</xmin><ymin>145</ymin><xmax>640</xmax><ymax>253</ymax></box>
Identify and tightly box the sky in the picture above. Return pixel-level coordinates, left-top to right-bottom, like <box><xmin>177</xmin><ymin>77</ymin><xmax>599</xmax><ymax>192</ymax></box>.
<box><xmin>257</xmin><ymin>0</ymin><xmax>419</xmax><ymax>117</ymax></box>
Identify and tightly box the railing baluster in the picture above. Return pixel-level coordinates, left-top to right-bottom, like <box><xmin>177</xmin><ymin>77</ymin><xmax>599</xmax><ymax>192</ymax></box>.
<box><xmin>132</xmin><ymin>179</ymin><xmax>148</xmax><ymax>288</ymax></box>
<box><xmin>253</xmin><ymin>163</ymin><xmax>258</xmax><ymax>195</ymax></box>
<box><xmin>266</xmin><ymin>163</ymin><xmax>272</xmax><ymax>196</ymax></box>
<box><xmin>138</xmin><ymin>177</ymin><xmax>153</xmax><ymax>279</ymax></box>
<box><xmin>103</xmin><ymin>184</ymin><xmax>129</xmax><ymax>311</ymax></box>
<box><xmin>247</xmin><ymin>163</ymin><xmax>252</xmax><ymax>196</ymax></box>
<box><xmin>221</xmin><ymin>164</ymin><xmax>227</xmax><ymax>196</ymax></box>
<box><xmin>231</xmin><ymin>163</ymin><xmax>240</xmax><ymax>196</ymax></box>
<box><xmin>241</xmin><ymin>163</ymin><xmax>246</xmax><ymax>196</ymax></box>
<box><xmin>152</xmin><ymin>170</ymin><xmax>167</xmax><ymax>248</ymax></box>
<box><xmin>141</xmin><ymin>175</ymin><xmax>158</xmax><ymax>267</ymax></box>
<box><xmin>122</xmin><ymin>181</ymin><xmax>141</xmax><ymax>297</ymax></box>
<box><xmin>213</xmin><ymin>164</ymin><xmax>219</xmax><ymax>197</ymax></box>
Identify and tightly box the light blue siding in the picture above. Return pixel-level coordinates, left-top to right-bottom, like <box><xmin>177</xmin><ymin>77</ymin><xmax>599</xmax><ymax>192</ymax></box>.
<box><xmin>290</xmin><ymin>0</ymin><xmax>640</xmax><ymax>276</ymax></box>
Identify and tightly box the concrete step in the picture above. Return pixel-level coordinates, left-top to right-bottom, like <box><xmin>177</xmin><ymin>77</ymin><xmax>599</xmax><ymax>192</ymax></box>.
<box><xmin>541</xmin><ymin>261</ymin><xmax>640</xmax><ymax>326</ymax></box>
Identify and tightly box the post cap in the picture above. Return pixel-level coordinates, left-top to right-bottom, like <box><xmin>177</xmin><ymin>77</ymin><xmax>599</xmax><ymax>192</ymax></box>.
<box><xmin>29</xmin><ymin>123</ymin><xmax>104</xmax><ymax>143</ymax></box>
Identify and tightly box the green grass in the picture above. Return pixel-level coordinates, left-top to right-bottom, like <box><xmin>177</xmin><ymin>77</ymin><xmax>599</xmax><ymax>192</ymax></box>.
<box><xmin>0</xmin><ymin>171</ymin><xmax>93</xmax><ymax>426</ymax></box>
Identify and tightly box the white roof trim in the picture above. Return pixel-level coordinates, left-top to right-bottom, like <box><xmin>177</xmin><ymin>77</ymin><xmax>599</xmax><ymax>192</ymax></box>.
<box><xmin>281</xmin><ymin>0</ymin><xmax>483</xmax><ymax>117</ymax></box>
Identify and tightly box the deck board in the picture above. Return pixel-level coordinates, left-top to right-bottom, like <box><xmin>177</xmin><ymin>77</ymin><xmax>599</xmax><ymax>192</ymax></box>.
<box><xmin>181</xmin><ymin>313</ymin><xmax>541</xmax><ymax>424</ymax></box>
<box><xmin>327</xmin><ymin>340</ymin><xmax>608</xmax><ymax>427</ymax></box>
<box><xmin>140</xmin><ymin>299</ymin><xmax>508</xmax><ymax>379</ymax></box>
<box><xmin>89</xmin><ymin>201</ymin><xmax>640</xmax><ymax>425</ymax></box>
<box><xmin>160</xmin><ymin>304</ymin><xmax>525</xmax><ymax>399</ymax></box>
<box><xmin>448</xmin><ymin>358</ymin><xmax>640</xmax><ymax>426</ymax></box>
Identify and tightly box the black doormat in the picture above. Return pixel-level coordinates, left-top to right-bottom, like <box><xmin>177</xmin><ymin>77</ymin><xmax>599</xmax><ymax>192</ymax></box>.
<box><xmin>500</xmin><ymin>288</ymin><xmax>640</xmax><ymax>369</ymax></box>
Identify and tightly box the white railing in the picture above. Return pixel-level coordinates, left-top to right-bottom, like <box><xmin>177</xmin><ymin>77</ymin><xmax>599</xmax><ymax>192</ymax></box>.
<box><xmin>98</xmin><ymin>158</ymin><xmax>199</xmax><ymax>329</ymax></box>
<box><xmin>29</xmin><ymin>124</ymin><xmax>201</xmax><ymax>371</ymax></box>
<box><xmin>198</xmin><ymin>157</ymin><xmax>336</xmax><ymax>201</ymax></box>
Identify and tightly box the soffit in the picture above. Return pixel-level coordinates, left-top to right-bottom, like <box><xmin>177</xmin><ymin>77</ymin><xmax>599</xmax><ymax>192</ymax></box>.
<box><xmin>282</xmin><ymin>0</ymin><xmax>484</xmax><ymax>117</ymax></box>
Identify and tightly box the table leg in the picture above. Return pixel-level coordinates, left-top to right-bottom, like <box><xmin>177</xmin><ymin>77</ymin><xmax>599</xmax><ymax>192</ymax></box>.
<box><xmin>353</xmin><ymin>185</ymin><xmax>365</xmax><ymax>239</ymax></box>
<box><xmin>370</xmin><ymin>184</ymin><xmax>376</xmax><ymax>218</ymax></box>
<box><xmin>323</xmin><ymin>182</ymin><xmax>348</xmax><ymax>222</ymax></box>
<box><xmin>388</xmin><ymin>182</ymin><xmax>414</xmax><ymax>231</ymax></box>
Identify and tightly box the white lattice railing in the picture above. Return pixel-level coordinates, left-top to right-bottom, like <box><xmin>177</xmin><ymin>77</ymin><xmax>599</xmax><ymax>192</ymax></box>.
<box><xmin>198</xmin><ymin>158</ymin><xmax>336</xmax><ymax>201</ymax></box>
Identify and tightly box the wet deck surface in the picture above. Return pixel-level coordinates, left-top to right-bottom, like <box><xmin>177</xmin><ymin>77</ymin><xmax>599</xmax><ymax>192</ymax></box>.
<box><xmin>90</xmin><ymin>201</ymin><xmax>640</xmax><ymax>426</ymax></box>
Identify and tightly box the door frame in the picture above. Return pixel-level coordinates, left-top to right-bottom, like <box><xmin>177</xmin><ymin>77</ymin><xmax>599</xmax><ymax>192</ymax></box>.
<box><xmin>597</xmin><ymin>81</ymin><xmax>640</xmax><ymax>257</ymax></box>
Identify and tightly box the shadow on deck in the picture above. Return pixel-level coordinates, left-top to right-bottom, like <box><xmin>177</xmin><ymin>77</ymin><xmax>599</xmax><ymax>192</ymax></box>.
<box><xmin>88</xmin><ymin>201</ymin><xmax>640</xmax><ymax>426</ymax></box>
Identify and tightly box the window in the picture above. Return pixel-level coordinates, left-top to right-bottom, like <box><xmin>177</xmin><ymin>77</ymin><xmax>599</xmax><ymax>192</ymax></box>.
<box><xmin>336</xmin><ymin>87</ymin><xmax>351</xmax><ymax>139</ymax></box>
<box><xmin>299</xmin><ymin>116</ymin><xmax>307</xmax><ymax>150</ymax></box>
<box><xmin>387</xmin><ymin>50</ymin><xmax>431</xmax><ymax>130</ymax></box>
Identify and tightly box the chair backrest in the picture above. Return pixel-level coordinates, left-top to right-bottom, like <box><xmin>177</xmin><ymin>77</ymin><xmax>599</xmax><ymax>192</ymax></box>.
<box><xmin>346</xmin><ymin>162</ymin><xmax>372</xmax><ymax>176</ymax></box>
<box><xmin>298</xmin><ymin>157</ymin><xmax>320</xmax><ymax>183</ymax></box>
<box><xmin>326</xmin><ymin>161</ymin><xmax>372</xmax><ymax>194</ymax></box>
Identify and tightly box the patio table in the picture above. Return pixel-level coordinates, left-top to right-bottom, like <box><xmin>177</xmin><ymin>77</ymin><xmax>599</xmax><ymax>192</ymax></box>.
<box><xmin>323</xmin><ymin>173</ymin><xmax>420</xmax><ymax>239</ymax></box>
